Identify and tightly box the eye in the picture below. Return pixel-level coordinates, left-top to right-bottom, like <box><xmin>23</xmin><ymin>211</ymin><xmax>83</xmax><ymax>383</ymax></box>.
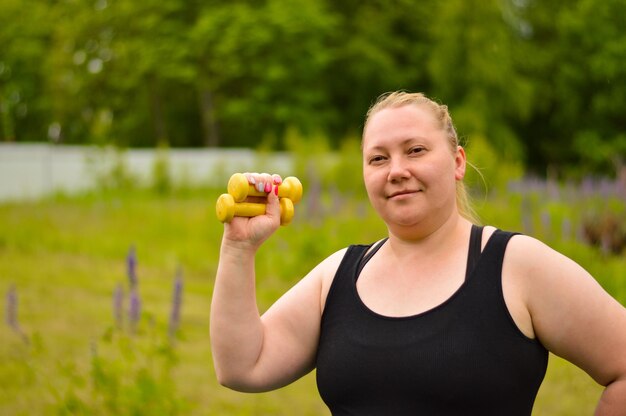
<box><xmin>409</xmin><ymin>146</ymin><xmax>425</xmax><ymax>155</ymax></box>
<box><xmin>368</xmin><ymin>155</ymin><xmax>386</xmax><ymax>164</ymax></box>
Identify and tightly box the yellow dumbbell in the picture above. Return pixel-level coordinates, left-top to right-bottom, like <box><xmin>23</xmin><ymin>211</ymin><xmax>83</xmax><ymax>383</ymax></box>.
<box><xmin>227</xmin><ymin>173</ymin><xmax>303</xmax><ymax>204</ymax></box>
<box><xmin>216</xmin><ymin>193</ymin><xmax>295</xmax><ymax>225</ymax></box>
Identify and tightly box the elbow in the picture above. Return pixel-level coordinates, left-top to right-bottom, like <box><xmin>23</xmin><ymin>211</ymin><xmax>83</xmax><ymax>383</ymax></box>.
<box><xmin>214</xmin><ymin>364</ymin><xmax>243</xmax><ymax>390</ymax></box>
<box><xmin>215</xmin><ymin>370</ymin><xmax>239</xmax><ymax>390</ymax></box>
<box><xmin>214</xmin><ymin>366</ymin><xmax>263</xmax><ymax>393</ymax></box>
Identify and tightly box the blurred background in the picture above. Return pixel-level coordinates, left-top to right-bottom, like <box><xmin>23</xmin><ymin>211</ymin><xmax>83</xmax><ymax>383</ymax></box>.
<box><xmin>1</xmin><ymin>0</ymin><xmax>625</xmax><ymax>175</ymax></box>
<box><xmin>1</xmin><ymin>0</ymin><xmax>625</xmax><ymax>414</ymax></box>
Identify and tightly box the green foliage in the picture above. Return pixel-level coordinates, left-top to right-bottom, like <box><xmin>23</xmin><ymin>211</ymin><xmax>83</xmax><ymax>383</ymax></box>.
<box><xmin>323</xmin><ymin>0</ymin><xmax>434</xmax><ymax>136</ymax></box>
<box><xmin>512</xmin><ymin>0</ymin><xmax>626</xmax><ymax>174</ymax></box>
<box><xmin>2</xmin><ymin>160</ymin><xmax>623</xmax><ymax>414</ymax></box>
<box><xmin>465</xmin><ymin>134</ymin><xmax>524</xmax><ymax>195</ymax></box>
<box><xmin>3</xmin><ymin>0</ymin><xmax>625</xmax><ymax>177</ymax></box>
<box><xmin>190</xmin><ymin>0</ymin><xmax>338</xmax><ymax>147</ymax></box>
<box><xmin>284</xmin><ymin>127</ymin><xmax>335</xmax><ymax>190</ymax></box>
<box><xmin>85</xmin><ymin>146</ymin><xmax>138</xmax><ymax>192</ymax></box>
<box><xmin>329</xmin><ymin>135</ymin><xmax>368</xmax><ymax>200</ymax></box>
<box><xmin>151</xmin><ymin>142</ymin><xmax>173</xmax><ymax>195</ymax></box>
<box><xmin>0</xmin><ymin>0</ymin><xmax>50</xmax><ymax>142</ymax></box>
<box><xmin>428</xmin><ymin>0</ymin><xmax>532</xmax><ymax>163</ymax></box>
<box><xmin>45</xmin><ymin>328</ymin><xmax>188</xmax><ymax>416</ymax></box>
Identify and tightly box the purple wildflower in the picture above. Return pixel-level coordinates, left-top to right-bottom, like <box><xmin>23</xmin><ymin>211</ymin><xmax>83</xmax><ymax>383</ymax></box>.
<box><xmin>127</xmin><ymin>245</ymin><xmax>138</xmax><ymax>289</ymax></box>
<box><xmin>540</xmin><ymin>210</ymin><xmax>551</xmax><ymax>234</ymax></box>
<box><xmin>5</xmin><ymin>285</ymin><xmax>19</xmax><ymax>331</ymax></box>
<box><xmin>547</xmin><ymin>178</ymin><xmax>560</xmax><ymax>201</ymax></box>
<box><xmin>305</xmin><ymin>165</ymin><xmax>323</xmax><ymax>220</ymax></box>
<box><xmin>168</xmin><ymin>266</ymin><xmax>184</xmax><ymax>343</ymax></box>
<box><xmin>520</xmin><ymin>197</ymin><xmax>533</xmax><ymax>236</ymax></box>
<box><xmin>618</xmin><ymin>166</ymin><xmax>626</xmax><ymax>200</ymax></box>
<box><xmin>599</xmin><ymin>178</ymin><xmax>615</xmax><ymax>199</ymax></box>
<box><xmin>5</xmin><ymin>285</ymin><xmax>28</xmax><ymax>343</ymax></box>
<box><xmin>581</xmin><ymin>176</ymin><xmax>595</xmax><ymax>198</ymax></box>
<box><xmin>561</xmin><ymin>217</ymin><xmax>572</xmax><ymax>241</ymax></box>
<box><xmin>113</xmin><ymin>283</ymin><xmax>124</xmax><ymax>330</ymax></box>
<box><xmin>128</xmin><ymin>287</ymin><xmax>141</xmax><ymax>334</ymax></box>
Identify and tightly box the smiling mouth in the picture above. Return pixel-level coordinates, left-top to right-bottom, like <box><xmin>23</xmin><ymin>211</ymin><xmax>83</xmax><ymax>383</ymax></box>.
<box><xmin>387</xmin><ymin>190</ymin><xmax>420</xmax><ymax>199</ymax></box>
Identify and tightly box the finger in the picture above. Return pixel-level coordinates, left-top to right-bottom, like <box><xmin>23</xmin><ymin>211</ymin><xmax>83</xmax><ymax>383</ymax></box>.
<box><xmin>259</xmin><ymin>172</ymin><xmax>273</xmax><ymax>193</ymax></box>
<box><xmin>243</xmin><ymin>172</ymin><xmax>257</xmax><ymax>185</ymax></box>
<box><xmin>265</xmin><ymin>184</ymin><xmax>281</xmax><ymax>220</ymax></box>
<box><xmin>247</xmin><ymin>172</ymin><xmax>273</xmax><ymax>194</ymax></box>
<box><xmin>271</xmin><ymin>174</ymin><xmax>282</xmax><ymax>186</ymax></box>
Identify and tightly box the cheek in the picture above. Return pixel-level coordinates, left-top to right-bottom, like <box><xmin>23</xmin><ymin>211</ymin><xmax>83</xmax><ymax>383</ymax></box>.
<box><xmin>362</xmin><ymin>168</ymin><xmax>386</xmax><ymax>200</ymax></box>
<box><xmin>362</xmin><ymin>171</ymin><xmax>377</xmax><ymax>198</ymax></box>
<box><xmin>362</xmin><ymin>164</ymin><xmax>377</xmax><ymax>183</ymax></box>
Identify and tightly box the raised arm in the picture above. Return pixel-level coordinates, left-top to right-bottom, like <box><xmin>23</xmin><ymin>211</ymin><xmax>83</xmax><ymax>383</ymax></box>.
<box><xmin>505</xmin><ymin>235</ymin><xmax>626</xmax><ymax>414</ymax></box>
<box><xmin>210</xmin><ymin>173</ymin><xmax>340</xmax><ymax>392</ymax></box>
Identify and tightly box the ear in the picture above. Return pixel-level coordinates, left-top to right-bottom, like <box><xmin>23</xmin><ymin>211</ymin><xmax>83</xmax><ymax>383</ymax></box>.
<box><xmin>454</xmin><ymin>146</ymin><xmax>466</xmax><ymax>181</ymax></box>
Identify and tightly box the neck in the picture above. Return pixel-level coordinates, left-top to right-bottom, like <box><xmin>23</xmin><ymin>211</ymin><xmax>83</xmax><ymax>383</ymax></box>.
<box><xmin>386</xmin><ymin>212</ymin><xmax>472</xmax><ymax>258</ymax></box>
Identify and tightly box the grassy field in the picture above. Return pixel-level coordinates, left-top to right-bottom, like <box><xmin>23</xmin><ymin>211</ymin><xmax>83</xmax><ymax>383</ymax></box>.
<box><xmin>1</xmin><ymin>181</ymin><xmax>622</xmax><ymax>415</ymax></box>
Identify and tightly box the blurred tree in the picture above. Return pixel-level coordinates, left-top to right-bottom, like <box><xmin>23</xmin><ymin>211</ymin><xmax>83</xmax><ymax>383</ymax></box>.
<box><xmin>324</xmin><ymin>0</ymin><xmax>435</xmax><ymax>142</ymax></box>
<box><xmin>427</xmin><ymin>0</ymin><xmax>533</xmax><ymax>162</ymax></box>
<box><xmin>190</xmin><ymin>0</ymin><xmax>337</xmax><ymax>148</ymax></box>
<box><xmin>557</xmin><ymin>0</ymin><xmax>626</xmax><ymax>175</ymax></box>
<box><xmin>45</xmin><ymin>0</ymin><xmax>107</xmax><ymax>144</ymax></box>
<box><xmin>45</xmin><ymin>0</ymin><xmax>197</xmax><ymax>147</ymax></box>
<box><xmin>104</xmin><ymin>0</ymin><xmax>197</xmax><ymax>147</ymax></box>
<box><xmin>0</xmin><ymin>0</ymin><xmax>50</xmax><ymax>142</ymax></box>
<box><xmin>2</xmin><ymin>0</ymin><xmax>625</xmax><ymax>178</ymax></box>
<box><xmin>513</xmin><ymin>0</ymin><xmax>626</xmax><ymax>176</ymax></box>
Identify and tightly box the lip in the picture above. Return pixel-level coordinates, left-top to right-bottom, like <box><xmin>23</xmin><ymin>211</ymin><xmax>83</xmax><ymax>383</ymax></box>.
<box><xmin>387</xmin><ymin>189</ymin><xmax>420</xmax><ymax>199</ymax></box>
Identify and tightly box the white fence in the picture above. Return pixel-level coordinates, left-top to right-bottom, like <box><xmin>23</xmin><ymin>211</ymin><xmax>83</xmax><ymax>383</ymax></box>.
<box><xmin>0</xmin><ymin>143</ymin><xmax>293</xmax><ymax>202</ymax></box>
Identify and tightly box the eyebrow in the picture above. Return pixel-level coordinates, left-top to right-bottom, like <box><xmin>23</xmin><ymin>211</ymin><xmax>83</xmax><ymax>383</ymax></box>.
<box><xmin>364</xmin><ymin>137</ymin><xmax>427</xmax><ymax>152</ymax></box>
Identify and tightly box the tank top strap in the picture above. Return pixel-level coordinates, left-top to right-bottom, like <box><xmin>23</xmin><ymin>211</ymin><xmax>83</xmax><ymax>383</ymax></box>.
<box><xmin>321</xmin><ymin>243</ymin><xmax>372</xmax><ymax>325</ymax></box>
<box><xmin>466</xmin><ymin>224</ymin><xmax>484</xmax><ymax>280</ymax></box>
<box><xmin>356</xmin><ymin>238</ymin><xmax>388</xmax><ymax>278</ymax></box>
<box><xmin>488</xmin><ymin>229</ymin><xmax>521</xmax><ymax>254</ymax></box>
<box><xmin>476</xmin><ymin>228</ymin><xmax>521</xmax><ymax>279</ymax></box>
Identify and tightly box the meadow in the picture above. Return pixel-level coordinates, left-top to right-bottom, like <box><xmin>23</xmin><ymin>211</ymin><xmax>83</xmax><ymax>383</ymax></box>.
<box><xmin>1</xmin><ymin>151</ymin><xmax>625</xmax><ymax>415</ymax></box>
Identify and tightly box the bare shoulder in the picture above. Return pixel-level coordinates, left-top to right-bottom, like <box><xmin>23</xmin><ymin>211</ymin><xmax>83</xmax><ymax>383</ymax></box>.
<box><xmin>482</xmin><ymin>225</ymin><xmax>557</xmax><ymax>262</ymax></box>
<box><xmin>505</xmin><ymin>232</ymin><xmax>564</xmax><ymax>264</ymax></box>
<box><xmin>268</xmin><ymin>246</ymin><xmax>348</xmax><ymax>320</ymax></box>
<box><xmin>503</xmin><ymin>232</ymin><xmax>585</xmax><ymax>280</ymax></box>
<box><xmin>310</xmin><ymin>241</ymin><xmax>381</xmax><ymax>313</ymax></box>
<box><xmin>501</xmin><ymin>231</ymin><xmax>626</xmax><ymax>385</ymax></box>
<box><xmin>317</xmin><ymin>246</ymin><xmax>349</xmax><ymax>274</ymax></box>
<box><xmin>317</xmin><ymin>247</ymin><xmax>348</xmax><ymax>312</ymax></box>
<box><xmin>501</xmin><ymin>232</ymin><xmax>597</xmax><ymax>309</ymax></box>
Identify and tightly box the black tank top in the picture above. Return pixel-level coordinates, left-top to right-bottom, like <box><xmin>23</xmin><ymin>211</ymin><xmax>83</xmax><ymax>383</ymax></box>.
<box><xmin>316</xmin><ymin>226</ymin><xmax>548</xmax><ymax>415</ymax></box>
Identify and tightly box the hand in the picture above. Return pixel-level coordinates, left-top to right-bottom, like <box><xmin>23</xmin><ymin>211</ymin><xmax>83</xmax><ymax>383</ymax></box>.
<box><xmin>222</xmin><ymin>173</ymin><xmax>283</xmax><ymax>250</ymax></box>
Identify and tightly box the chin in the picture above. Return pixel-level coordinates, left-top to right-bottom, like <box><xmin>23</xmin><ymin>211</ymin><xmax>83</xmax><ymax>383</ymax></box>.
<box><xmin>386</xmin><ymin>213</ymin><xmax>424</xmax><ymax>228</ymax></box>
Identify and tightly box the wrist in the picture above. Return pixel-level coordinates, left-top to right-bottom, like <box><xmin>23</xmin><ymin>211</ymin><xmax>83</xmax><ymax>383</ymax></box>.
<box><xmin>220</xmin><ymin>236</ymin><xmax>261</xmax><ymax>257</ymax></box>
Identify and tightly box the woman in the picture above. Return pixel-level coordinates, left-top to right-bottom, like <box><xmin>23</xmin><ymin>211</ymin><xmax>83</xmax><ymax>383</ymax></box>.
<box><xmin>210</xmin><ymin>92</ymin><xmax>626</xmax><ymax>415</ymax></box>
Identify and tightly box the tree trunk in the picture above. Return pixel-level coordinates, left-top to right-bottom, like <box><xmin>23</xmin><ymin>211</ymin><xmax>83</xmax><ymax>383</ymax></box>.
<box><xmin>149</xmin><ymin>77</ymin><xmax>168</xmax><ymax>145</ymax></box>
<box><xmin>0</xmin><ymin>89</ymin><xmax>16</xmax><ymax>142</ymax></box>
<box><xmin>198</xmin><ymin>88</ymin><xmax>220</xmax><ymax>147</ymax></box>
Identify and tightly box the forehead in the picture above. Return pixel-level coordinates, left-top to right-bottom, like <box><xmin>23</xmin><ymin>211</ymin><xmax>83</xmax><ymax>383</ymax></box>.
<box><xmin>363</xmin><ymin>105</ymin><xmax>442</xmax><ymax>150</ymax></box>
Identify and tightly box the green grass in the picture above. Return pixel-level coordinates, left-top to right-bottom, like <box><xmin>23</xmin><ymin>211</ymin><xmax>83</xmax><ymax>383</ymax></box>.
<box><xmin>0</xmin><ymin>186</ymin><xmax>619</xmax><ymax>415</ymax></box>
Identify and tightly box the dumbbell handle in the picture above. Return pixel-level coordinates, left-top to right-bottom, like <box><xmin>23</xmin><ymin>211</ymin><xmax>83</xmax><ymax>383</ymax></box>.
<box><xmin>216</xmin><ymin>193</ymin><xmax>295</xmax><ymax>225</ymax></box>
<box><xmin>227</xmin><ymin>173</ymin><xmax>303</xmax><ymax>204</ymax></box>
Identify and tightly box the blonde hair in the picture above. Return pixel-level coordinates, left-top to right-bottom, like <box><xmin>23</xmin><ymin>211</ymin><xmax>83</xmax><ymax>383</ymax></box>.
<box><xmin>364</xmin><ymin>91</ymin><xmax>479</xmax><ymax>224</ymax></box>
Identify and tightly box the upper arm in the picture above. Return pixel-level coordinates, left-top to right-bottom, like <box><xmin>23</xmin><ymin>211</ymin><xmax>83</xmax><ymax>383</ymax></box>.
<box><xmin>509</xmin><ymin>236</ymin><xmax>626</xmax><ymax>386</ymax></box>
<box><xmin>244</xmin><ymin>248</ymin><xmax>346</xmax><ymax>391</ymax></box>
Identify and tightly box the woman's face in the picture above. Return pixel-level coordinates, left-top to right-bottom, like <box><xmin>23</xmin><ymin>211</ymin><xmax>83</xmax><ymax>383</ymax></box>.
<box><xmin>362</xmin><ymin>104</ymin><xmax>466</xmax><ymax>235</ymax></box>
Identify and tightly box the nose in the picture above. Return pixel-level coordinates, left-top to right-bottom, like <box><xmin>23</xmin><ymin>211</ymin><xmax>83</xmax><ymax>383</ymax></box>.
<box><xmin>387</xmin><ymin>157</ymin><xmax>411</xmax><ymax>182</ymax></box>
